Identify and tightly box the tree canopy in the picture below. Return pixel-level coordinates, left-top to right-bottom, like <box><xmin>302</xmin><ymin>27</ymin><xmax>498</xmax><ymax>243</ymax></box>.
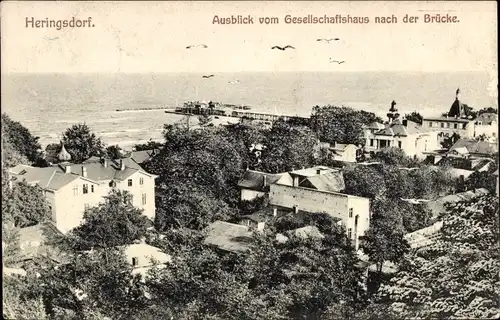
<box><xmin>61</xmin><ymin>123</ymin><xmax>104</xmax><ymax>163</ymax></box>
<box><xmin>2</xmin><ymin>113</ymin><xmax>42</xmax><ymax>165</ymax></box>
<box><xmin>376</xmin><ymin>195</ymin><xmax>499</xmax><ymax>319</ymax></box>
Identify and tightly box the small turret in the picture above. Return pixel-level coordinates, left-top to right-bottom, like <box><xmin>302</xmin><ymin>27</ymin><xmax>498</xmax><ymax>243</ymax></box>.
<box><xmin>58</xmin><ymin>141</ymin><xmax>71</xmax><ymax>162</ymax></box>
<box><xmin>387</xmin><ymin>100</ymin><xmax>400</xmax><ymax>123</ymax></box>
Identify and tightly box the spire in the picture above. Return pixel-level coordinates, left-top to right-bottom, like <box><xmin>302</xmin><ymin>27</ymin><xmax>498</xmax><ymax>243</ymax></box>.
<box><xmin>387</xmin><ymin>100</ymin><xmax>400</xmax><ymax>123</ymax></box>
<box><xmin>456</xmin><ymin>88</ymin><xmax>460</xmax><ymax>100</ymax></box>
<box><xmin>58</xmin><ymin>141</ymin><xmax>71</xmax><ymax>161</ymax></box>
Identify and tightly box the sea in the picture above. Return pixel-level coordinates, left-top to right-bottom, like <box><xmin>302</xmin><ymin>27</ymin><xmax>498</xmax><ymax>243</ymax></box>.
<box><xmin>1</xmin><ymin>72</ymin><xmax>497</xmax><ymax>148</ymax></box>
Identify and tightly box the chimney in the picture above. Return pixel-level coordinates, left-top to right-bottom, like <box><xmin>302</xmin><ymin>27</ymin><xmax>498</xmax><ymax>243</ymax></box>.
<box><xmin>263</xmin><ymin>175</ymin><xmax>267</xmax><ymax>187</ymax></box>
<box><xmin>273</xmin><ymin>207</ymin><xmax>278</xmax><ymax>217</ymax></box>
<box><xmin>293</xmin><ymin>176</ymin><xmax>299</xmax><ymax>187</ymax></box>
<box><xmin>402</xmin><ymin>119</ymin><xmax>408</xmax><ymax>127</ymax></box>
<box><xmin>103</xmin><ymin>159</ymin><xmax>108</xmax><ymax>168</ymax></box>
<box><xmin>120</xmin><ymin>159</ymin><xmax>125</xmax><ymax>171</ymax></box>
<box><xmin>65</xmin><ymin>165</ymin><xmax>71</xmax><ymax>174</ymax></box>
<box><xmin>293</xmin><ymin>205</ymin><xmax>299</xmax><ymax>214</ymax></box>
<box><xmin>82</xmin><ymin>167</ymin><xmax>87</xmax><ymax>178</ymax></box>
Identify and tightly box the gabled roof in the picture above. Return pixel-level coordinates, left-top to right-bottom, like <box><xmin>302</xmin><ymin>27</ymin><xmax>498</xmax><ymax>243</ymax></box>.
<box><xmin>373</xmin><ymin>120</ymin><xmax>424</xmax><ymax>137</ymax></box>
<box><xmin>330</xmin><ymin>143</ymin><xmax>357</xmax><ymax>152</ymax></box>
<box><xmin>9</xmin><ymin>165</ymin><xmax>89</xmax><ymax>191</ymax></box>
<box><xmin>449</xmin><ymin>139</ymin><xmax>498</xmax><ymax>156</ymax></box>
<box><xmin>237</xmin><ymin>170</ymin><xmax>283</xmax><ymax>191</ymax></box>
<box><xmin>204</xmin><ymin>221</ymin><xmax>253</xmax><ymax>253</ymax></box>
<box><xmin>303</xmin><ymin>171</ymin><xmax>345</xmax><ymax>192</ymax></box>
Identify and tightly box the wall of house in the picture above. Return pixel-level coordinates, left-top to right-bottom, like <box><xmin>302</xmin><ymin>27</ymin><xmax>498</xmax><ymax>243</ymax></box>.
<box><xmin>53</xmin><ymin>179</ymin><xmax>104</xmax><ymax>233</ymax></box>
<box><xmin>115</xmin><ymin>171</ymin><xmax>156</xmax><ymax>221</ymax></box>
<box><xmin>269</xmin><ymin>184</ymin><xmax>370</xmax><ymax>249</ymax></box>
<box><xmin>474</xmin><ymin>123</ymin><xmax>498</xmax><ymax>141</ymax></box>
<box><xmin>333</xmin><ymin>145</ymin><xmax>357</xmax><ymax>162</ymax></box>
<box><xmin>422</xmin><ymin>119</ymin><xmax>475</xmax><ymax>138</ymax></box>
<box><xmin>241</xmin><ymin>189</ymin><xmax>266</xmax><ymax>201</ymax></box>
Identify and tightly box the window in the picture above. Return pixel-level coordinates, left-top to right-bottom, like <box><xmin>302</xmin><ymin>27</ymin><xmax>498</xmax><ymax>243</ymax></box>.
<box><xmin>370</xmin><ymin>139</ymin><xmax>374</xmax><ymax>147</ymax></box>
<box><xmin>132</xmin><ymin>257</ymin><xmax>138</xmax><ymax>266</ymax></box>
<box><xmin>349</xmin><ymin>208</ymin><xmax>353</xmax><ymax>218</ymax></box>
<box><xmin>441</xmin><ymin>123</ymin><xmax>445</xmax><ymax>128</ymax></box>
<box><xmin>73</xmin><ymin>185</ymin><xmax>78</xmax><ymax>195</ymax></box>
<box><xmin>139</xmin><ymin>177</ymin><xmax>144</xmax><ymax>185</ymax></box>
<box><xmin>128</xmin><ymin>179</ymin><xmax>133</xmax><ymax>187</ymax></box>
<box><xmin>348</xmin><ymin>228</ymin><xmax>352</xmax><ymax>239</ymax></box>
<box><xmin>109</xmin><ymin>181</ymin><xmax>116</xmax><ymax>188</ymax></box>
<box><xmin>142</xmin><ymin>193</ymin><xmax>147</xmax><ymax>205</ymax></box>
<box><xmin>429</xmin><ymin>122</ymin><xmax>433</xmax><ymax>127</ymax></box>
<box><xmin>398</xmin><ymin>141</ymin><xmax>402</xmax><ymax>148</ymax></box>
<box><xmin>84</xmin><ymin>203</ymin><xmax>90</xmax><ymax>210</ymax></box>
<box><xmin>462</xmin><ymin>123</ymin><xmax>467</xmax><ymax>129</ymax></box>
<box><xmin>83</xmin><ymin>184</ymin><xmax>88</xmax><ymax>194</ymax></box>
<box><xmin>91</xmin><ymin>185</ymin><xmax>94</xmax><ymax>193</ymax></box>
<box><xmin>454</xmin><ymin>123</ymin><xmax>458</xmax><ymax>129</ymax></box>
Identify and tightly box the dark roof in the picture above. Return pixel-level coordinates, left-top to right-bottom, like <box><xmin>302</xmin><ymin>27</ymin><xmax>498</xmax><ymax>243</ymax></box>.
<box><xmin>237</xmin><ymin>170</ymin><xmax>283</xmax><ymax>191</ymax></box>
<box><xmin>204</xmin><ymin>221</ymin><xmax>253</xmax><ymax>253</ymax></box>
<box><xmin>448</xmin><ymin>98</ymin><xmax>473</xmax><ymax>118</ymax></box>
<box><xmin>423</xmin><ymin>116</ymin><xmax>471</xmax><ymax>123</ymax></box>
<box><xmin>449</xmin><ymin>139</ymin><xmax>498</xmax><ymax>156</ymax></box>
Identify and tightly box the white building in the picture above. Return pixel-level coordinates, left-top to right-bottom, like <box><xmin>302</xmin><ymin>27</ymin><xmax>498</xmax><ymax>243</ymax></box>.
<box><xmin>9</xmin><ymin>144</ymin><xmax>158</xmax><ymax>234</ymax></box>
<box><xmin>124</xmin><ymin>243</ymin><xmax>171</xmax><ymax>277</ymax></box>
<box><xmin>364</xmin><ymin>101</ymin><xmax>440</xmax><ymax>159</ymax></box>
<box><xmin>473</xmin><ymin>112</ymin><xmax>498</xmax><ymax>142</ymax></box>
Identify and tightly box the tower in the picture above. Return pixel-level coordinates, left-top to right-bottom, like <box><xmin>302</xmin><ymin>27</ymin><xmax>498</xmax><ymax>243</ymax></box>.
<box><xmin>387</xmin><ymin>100</ymin><xmax>400</xmax><ymax>123</ymax></box>
<box><xmin>58</xmin><ymin>141</ymin><xmax>71</xmax><ymax>162</ymax></box>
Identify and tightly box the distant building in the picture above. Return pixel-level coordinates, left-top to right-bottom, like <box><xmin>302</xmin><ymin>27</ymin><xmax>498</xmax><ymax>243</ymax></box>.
<box><xmin>447</xmin><ymin>138</ymin><xmax>498</xmax><ymax>159</ymax></box>
<box><xmin>404</xmin><ymin>221</ymin><xmax>443</xmax><ymax>249</ymax></box>
<box><xmin>422</xmin><ymin>88</ymin><xmax>476</xmax><ymax>138</ymax></box>
<box><xmin>364</xmin><ymin>101</ymin><xmax>440</xmax><ymax>159</ymax></box>
<box><xmin>129</xmin><ymin>149</ymin><xmax>160</xmax><ymax>166</ymax></box>
<box><xmin>277</xmin><ymin>166</ymin><xmax>346</xmax><ymax>193</ymax></box>
<box><xmin>473</xmin><ymin>112</ymin><xmax>498</xmax><ymax>142</ymax></box>
<box><xmin>123</xmin><ymin>242</ymin><xmax>171</xmax><ymax>277</ymax></box>
<box><xmin>425</xmin><ymin>188</ymin><xmax>489</xmax><ymax>218</ymax></box>
<box><xmin>320</xmin><ymin>142</ymin><xmax>359</xmax><ymax>163</ymax></box>
<box><xmin>237</xmin><ymin>170</ymin><xmax>284</xmax><ymax>201</ymax></box>
<box><xmin>9</xmin><ymin>146</ymin><xmax>158</xmax><ymax>234</ymax></box>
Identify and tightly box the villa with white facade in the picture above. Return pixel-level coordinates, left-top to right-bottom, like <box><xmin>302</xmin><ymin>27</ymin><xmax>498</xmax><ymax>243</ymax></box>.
<box><xmin>8</xmin><ymin>143</ymin><xmax>157</xmax><ymax>234</ymax></box>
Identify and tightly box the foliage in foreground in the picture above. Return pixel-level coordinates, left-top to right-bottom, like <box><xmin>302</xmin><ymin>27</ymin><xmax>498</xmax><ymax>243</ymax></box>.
<box><xmin>377</xmin><ymin>195</ymin><xmax>500</xmax><ymax>319</ymax></box>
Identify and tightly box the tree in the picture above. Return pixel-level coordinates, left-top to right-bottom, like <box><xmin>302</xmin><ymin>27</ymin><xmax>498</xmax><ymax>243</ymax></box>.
<box><xmin>310</xmin><ymin>105</ymin><xmax>382</xmax><ymax>145</ymax></box>
<box><xmin>133</xmin><ymin>139</ymin><xmax>163</xmax><ymax>151</ymax></box>
<box><xmin>67</xmin><ymin>190</ymin><xmax>150</xmax><ymax>250</ymax></box>
<box><xmin>440</xmin><ymin>132</ymin><xmax>460</xmax><ymax>149</ymax></box>
<box><xmin>61</xmin><ymin>123</ymin><xmax>104</xmax><ymax>163</ymax></box>
<box><xmin>371</xmin><ymin>147</ymin><xmax>417</xmax><ymax>167</ymax></box>
<box><xmin>404</xmin><ymin>112</ymin><xmax>423</xmax><ymax>125</ymax></box>
<box><xmin>260</xmin><ymin>119</ymin><xmax>318</xmax><ymax>173</ymax></box>
<box><xmin>197</xmin><ymin>113</ymin><xmax>213</xmax><ymax>127</ymax></box>
<box><xmin>3</xmin><ymin>276</ymin><xmax>48</xmax><ymax>320</ymax></box>
<box><xmin>105</xmin><ymin>145</ymin><xmax>125</xmax><ymax>160</ymax></box>
<box><xmin>360</xmin><ymin>210</ymin><xmax>410</xmax><ymax>277</ymax></box>
<box><xmin>466</xmin><ymin>170</ymin><xmax>497</xmax><ymax>193</ymax></box>
<box><xmin>2</xmin><ymin>180</ymin><xmax>51</xmax><ymax>228</ymax></box>
<box><xmin>376</xmin><ymin>195</ymin><xmax>500</xmax><ymax>319</ymax></box>
<box><xmin>343</xmin><ymin>165</ymin><xmax>387</xmax><ymax>200</ymax></box>
<box><xmin>1</xmin><ymin>113</ymin><xmax>42</xmax><ymax>164</ymax></box>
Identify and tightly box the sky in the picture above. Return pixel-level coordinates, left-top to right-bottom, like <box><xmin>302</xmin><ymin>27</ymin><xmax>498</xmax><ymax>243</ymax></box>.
<box><xmin>0</xmin><ymin>1</ymin><xmax>497</xmax><ymax>76</ymax></box>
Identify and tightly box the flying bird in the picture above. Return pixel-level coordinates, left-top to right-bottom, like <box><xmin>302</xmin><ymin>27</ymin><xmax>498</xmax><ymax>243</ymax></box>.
<box><xmin>329</xmin><ymin>59</ymin><xmax>345</xmax><ymax>64</ymax></box>
<box><xmin>202</xmin><ymin>74</ymin><xmax>215</xmax><ymax>78</ymax></box>
<box><xmin>317</xmin><ymin>38</ymin><xmax>340</xmax><ymax>43</ymax></box>
<box><xmin>228</xmin><ymin>80</ymin><xmax>240</xmax><ymax>84</ymax></box>
<box><xmin>186</xmin><ymin>44</ymin><xmax>208</xmax><ymax>49</ymax></box>
<box><xmin>271</xmin><ymin>45</ymin><xmax>295</xmax><ymax>51</ymax></box>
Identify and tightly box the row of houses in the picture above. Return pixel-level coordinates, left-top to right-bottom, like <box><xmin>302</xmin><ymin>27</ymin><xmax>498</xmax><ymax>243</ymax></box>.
<box><xmin>206</xmin><ymin>166</ymin><xmax>371</xmax><ymax>252</ymax></box>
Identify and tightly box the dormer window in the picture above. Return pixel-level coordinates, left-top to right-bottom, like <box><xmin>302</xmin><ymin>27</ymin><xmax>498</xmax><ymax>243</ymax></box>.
<box><xmin>109</xmin><ymin>181</ymin><xmax>116</xmax><ymax>188</ymax></box>
<box><xmin>132</xmin><ymin>257</ymin><xmax>138</xmax><ymax>266</ymax></box>
<box><xmin>19</xmin><ymin>170</ymin><xmax>27</xmax><ymax>175</ymax></box>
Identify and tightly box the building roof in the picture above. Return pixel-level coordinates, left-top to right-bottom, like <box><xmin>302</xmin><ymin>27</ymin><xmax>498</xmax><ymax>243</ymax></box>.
<box><xmin>448</xmin><ymin>97</ymin><xmax>473</xmax><ymax>118</ymax></box>
<box><xmin>373</xmin><ymin>120</ymin><xmax>425</xmax><ymax>137</ymax></box>
<box><xmin>10</xmin><ymin>165</ymin><xmax>85</xmax><ymax>191</ymax></box>
<box><xmin>449</xmin><ymin>139</ymin><xmax>498</xmax><ymax>156</ymax></box>
<box><xmin>475</xmin><ymin>112</ymin><xmax>498</xmax><ymax>125</ymax></box>
<box><xmin>330</xmin><ymin>143</ymin><xmax>357</xmax><ymax>152</ymax></box>
<box><xmin>237</xmin><ymin>170</ymin><xmax>283</xmax><ymax>191</ymax></box>
<box><xmin>303</xmin><ymin>171</ymin><xmax>345</xmax><ymax>192</ymax></box>
<box><xmin>17</xmin><ymin>222</ymin><xmax>66</xmax><ymax>263</ymax></box>
<box><xmin>363</xmin><ymin>122</ymin><xmax>385</xmax><ymax>130</ymax></box>
<box><xmin>423</xmin><ymin>116</ymin><xmax>471</xmax><ymax>123</ymax></box>
<box><xmin>204</xmin><ymin>221</ymin><xmax>253</xmax><ymax>253</ymax></box>
<box><xmin>290</xmin><ymin>166</ymin><xmax>336</xmax><ymax>177</ymax></box>
<box><xmin>130</xmin><ymin>149</ymin><xmax>160</xmax><ymax>164</ymax></box>
<box><xmin>425</xmin><ymin>188</ymin><xmax>489</xmax><ymax>216</ymax></box>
